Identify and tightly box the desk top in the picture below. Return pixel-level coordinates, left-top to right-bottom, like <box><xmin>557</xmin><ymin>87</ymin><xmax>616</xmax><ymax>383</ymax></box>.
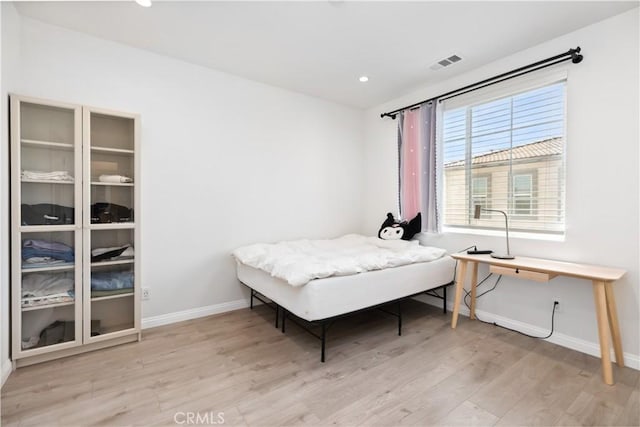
<box><xmin>450</xmin><ymin>253</ymin><xmax>626</xmax><ymax>282</ymax></box>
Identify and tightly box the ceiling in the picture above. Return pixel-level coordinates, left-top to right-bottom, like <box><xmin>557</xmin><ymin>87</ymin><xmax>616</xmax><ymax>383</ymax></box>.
<box><xmin>13</xmin><ymin>1</ymin><xmax>638</xmax><ymax>108</ymax></box>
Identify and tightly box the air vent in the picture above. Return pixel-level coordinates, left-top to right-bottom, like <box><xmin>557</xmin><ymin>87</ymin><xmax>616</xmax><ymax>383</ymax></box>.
<box><xmin>430</xmin><ymin>54</ymin><xmax>463</xmax><ymax>71</ymax></box>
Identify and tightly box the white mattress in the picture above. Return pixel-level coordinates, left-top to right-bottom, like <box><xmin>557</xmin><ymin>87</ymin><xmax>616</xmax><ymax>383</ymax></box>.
<box><xmin>237</xmin><ymin>255</ymin><xmax>456</xmax><ymax>321</ymax></box>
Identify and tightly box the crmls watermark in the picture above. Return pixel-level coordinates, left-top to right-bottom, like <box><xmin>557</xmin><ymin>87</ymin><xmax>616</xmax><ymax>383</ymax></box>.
<box><xmin>174</xmin><ymin>411</ymin><xmax>225</xmax><ymax>425</ymax></box>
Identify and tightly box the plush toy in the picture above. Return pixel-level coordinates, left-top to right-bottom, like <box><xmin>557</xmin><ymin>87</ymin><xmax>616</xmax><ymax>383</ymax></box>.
<box><xmin>378</xmin><ymin>212</ymin><xmax>422</xmax><ymax>241</ymax></box>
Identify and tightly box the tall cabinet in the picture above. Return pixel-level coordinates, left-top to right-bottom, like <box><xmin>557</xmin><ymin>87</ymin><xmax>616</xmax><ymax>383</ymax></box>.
<box><xmin>10</xmin><ymin>95</ymin><xmax>140</xmax><ymax>367</ymax></box>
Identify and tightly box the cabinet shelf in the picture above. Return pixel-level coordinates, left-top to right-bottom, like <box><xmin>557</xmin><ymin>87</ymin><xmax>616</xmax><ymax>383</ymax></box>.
<box><xmin>22</xmin><ymin>263</ymin><xmax>75</xmax><ymax>273</ymax></box>
<box><xmin>22</xmin><ymin>301</ymin><xmax>75</xmax><ymax>312</ymax></box>
<box><xmin>91</xmin><ymin>182</ymin><xmax>134</xmax><ymax>187</ymax></box>
<box><xmin>91</xmin><ymin>292</ymin><xmax>134</xmax><ymax>302</ymax></box>
<box><xmin>21</xmin><ymin>179</ymin><xmax>75</xmax><ymax>185</ymax></box>
<box><xmin>91</xmin><ymin>146</ymin><xmax>134</xmax><ymax>155</ymax></box>
<box><xmin>21</xmin><ymin>139</ymin><xmax>74</xmax><ymax>150</ymax></box>
<box><xmin>19</xmin><ymin>225</ymin><xmax>77</xmax><ymax>233</ymax></box>
<box><xmin>91</xmin><ymin>259</ymin><xmax>134</xmax><ymax>267</ymax></box>
<box><xmin>89</xmin><ymin>223</ymin><xmax>135</xmax><ymax>230</ymax></box>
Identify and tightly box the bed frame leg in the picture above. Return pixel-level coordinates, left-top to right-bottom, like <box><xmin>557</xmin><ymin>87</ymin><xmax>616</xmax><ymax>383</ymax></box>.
<box><xmin>250</xmin><ymin>289</ymin><xmax>254</xmax><ymax>310</ymax></box>
<box><xmin>281</xmin><ymin>309</ymin><xmax>286</xmax><ymax>333</ymax></box>
<box><xmin>443</xmin><ymin>286</ymin><xmax>447</xmax><ymax>314</ymax></box>
<box><xmin>321</xmin><ymin>322</ymin><xmax>326</xmax><ymax>363</ymax></box>
<box><xmin>398</xmin><ymin>301</ymin><xmax>402</xmax><ymax>336</ymax></box>
<box><xmin>275</xmin><ymin>304</ymin><xmax>279</xmax><ymax>328</ymax></box>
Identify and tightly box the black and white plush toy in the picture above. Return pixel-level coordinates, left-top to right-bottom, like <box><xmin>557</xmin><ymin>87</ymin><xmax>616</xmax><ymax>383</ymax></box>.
<box><xmin>378</xmin><ymin>212</ymin><xmax>422</xmax><ymax>241</ymax></box>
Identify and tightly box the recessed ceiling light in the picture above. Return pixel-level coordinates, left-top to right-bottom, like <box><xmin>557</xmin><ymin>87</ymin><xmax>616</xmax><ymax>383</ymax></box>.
<box><xmin>135</xmin><ymin>0</ymin><xmax>152</xmax><ymax>7</ymax></box>
<box><xmin>359</xmin><ymin>76</ymin><xmax>369</xmax><ymax>83</ymax></box>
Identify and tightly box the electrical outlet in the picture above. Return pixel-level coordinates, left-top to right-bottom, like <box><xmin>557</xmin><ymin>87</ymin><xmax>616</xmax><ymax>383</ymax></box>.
<box><xmin>142</xmin><ymin>288</ymin><xmax>150</xmax><ymax>300</ymax></box>
<box><xmin>553</xmin><ymin>298</ymin><xmax>562</xmax><ymax>313</ymax></box>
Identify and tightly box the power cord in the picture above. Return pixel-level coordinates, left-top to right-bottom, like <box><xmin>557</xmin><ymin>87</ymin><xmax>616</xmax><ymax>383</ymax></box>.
<box><xmin>468</xmin><ymin>297</ymin><xmax>559</xmax><ymax>339</ymax></box>
<box><xmin>451</xmin><ymin>246</ymin><xmax>558</xmax><ymax>340</ymax></box>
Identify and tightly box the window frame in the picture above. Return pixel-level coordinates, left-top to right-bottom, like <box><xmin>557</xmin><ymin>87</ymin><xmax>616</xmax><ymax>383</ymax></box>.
<box><xmin>439</xmin><ymin>76</ymin><xmax>567</xmax><ymax>237</ymax></box>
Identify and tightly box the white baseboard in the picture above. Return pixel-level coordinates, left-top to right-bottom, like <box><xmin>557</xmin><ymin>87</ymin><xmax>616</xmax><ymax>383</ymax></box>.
<box><xmin>142</xmin><ymin>299</ymin><xmax>249</xmax><ymax>329</ymax></box>
<box><xmin>419</xmin><ymin>296</ymin><xmax>640</xmax><ymax>371</ymax></box>
<box><xmin>1</xmin><ymin>358</ymin><xmax>12</xmax><ymax>388</ymax></box>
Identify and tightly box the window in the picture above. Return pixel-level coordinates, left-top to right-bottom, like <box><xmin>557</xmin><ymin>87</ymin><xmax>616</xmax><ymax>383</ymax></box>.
<box><xmin>442</xmin><ymin>81</ymin><xmax>565</xmax><ymax>235</ymax></box>
<box><xmin>513</xmin><ymin>173</ymin><xmax>533</xmax><ymax>216</ymax></box>
<box><xmin>471</xmin><ymin>176</ymin><xmax>490</xmax><ymax>211</ymax></box>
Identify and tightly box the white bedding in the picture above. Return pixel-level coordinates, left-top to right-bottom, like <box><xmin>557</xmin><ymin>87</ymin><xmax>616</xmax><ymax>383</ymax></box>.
<box><xmin>232</xmin><ymin>234</ymin><xmax>447</xmax><ymax>287</ymax></box>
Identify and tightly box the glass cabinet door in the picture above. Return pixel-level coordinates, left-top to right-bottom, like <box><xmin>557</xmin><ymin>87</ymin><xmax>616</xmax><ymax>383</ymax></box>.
<box><xmin>87</xmin><ymin>229</ymin><xmax>135</xmax><ymax>338</ymax></box>
<box><xmin>88</xmin><ymin>113</ymin><xmax>135</xmax><ymax>226</ymax></box>
<box><xmin>12</xmin><ymin>96</ymin><xmax>83</xmax><ymax>357</ymax></box>
<box><xmin>20</xmin><ymin>230</ymin><xmax>81</xmax><ymax>351</ymax></box>
<box><xmin>84</xmin><ymin>108</ymin><xmax>139</xmax><ymax>342</ymax></box>
<box><xmin>18</xmin><ymin>102</ymin><xmax>80</xmax><ymax>227</ymax></box>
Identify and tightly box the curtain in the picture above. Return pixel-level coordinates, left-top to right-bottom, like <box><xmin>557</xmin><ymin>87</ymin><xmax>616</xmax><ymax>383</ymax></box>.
<box><xmin>398</xmin><ymin>102</ymin><xmax>438</xmax><ymax>232</ymax></box>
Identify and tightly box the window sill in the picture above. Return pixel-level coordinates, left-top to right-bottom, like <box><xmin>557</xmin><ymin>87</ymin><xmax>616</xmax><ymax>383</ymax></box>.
<box><xmin>441</xmin><ymin>226</ymin><xmax>565</xmax><ymax>242</ymax></box>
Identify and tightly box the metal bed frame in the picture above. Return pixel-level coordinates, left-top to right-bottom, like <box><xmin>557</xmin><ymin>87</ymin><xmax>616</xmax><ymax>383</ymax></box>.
<box><xmin>248</xmin><ymin>281</ymin><xmax>453</xmax><ymax>362</ymax></box>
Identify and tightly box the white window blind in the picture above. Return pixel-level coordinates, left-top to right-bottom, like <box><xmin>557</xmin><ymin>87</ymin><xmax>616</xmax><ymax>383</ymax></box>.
<box><xmin>441</xmin><ymin>81</ymin><xmax>566</xmax><ymax>235</ymax></box>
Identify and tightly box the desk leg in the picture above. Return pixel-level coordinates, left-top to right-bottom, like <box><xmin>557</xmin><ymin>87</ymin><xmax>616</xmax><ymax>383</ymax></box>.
<box><xmin>470</xmin><ymin>262</ymin><xmax>478</xmax><ymax>320</ymax></box>
<box><xmin>593</xmin><ymin>280</ymin><xmax>613</xmax><ymax>385</ymax></box>
<box><xmin>451</xmin><ymin>260</ymin><xmax>468</xmax><ymax>329</ymax></box>
<box><xmin>604</xmin><ymin>281</ymin><xmax>624</xmax><ymax>368</ymax></box>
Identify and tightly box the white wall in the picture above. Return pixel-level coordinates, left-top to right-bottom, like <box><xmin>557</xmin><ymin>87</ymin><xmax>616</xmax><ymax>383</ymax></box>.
<box><xmin>364</xmin><ymin>9</ymin><xmax>639</xmax><ymax>366</ymax></box>
<box><xmin>1</xmin><ymin>2</ymin><xmax>22</xmax><ymax>386</ymax></box>
<box><xmin>2</xmin><ymin>15</ymin><xmax>365</xmax><ymax>329</ymax></box>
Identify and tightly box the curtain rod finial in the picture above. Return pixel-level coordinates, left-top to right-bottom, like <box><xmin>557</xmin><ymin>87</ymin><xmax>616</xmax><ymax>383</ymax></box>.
<box><xmin>570</xmin><ymin>46</ymin><xmax>583</xmax><ymax>63</ymax></box>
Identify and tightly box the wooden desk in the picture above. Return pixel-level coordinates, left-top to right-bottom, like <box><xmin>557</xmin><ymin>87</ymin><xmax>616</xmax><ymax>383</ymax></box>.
<box><xmin>450</xmin><ymin>252</ymin><xmax>627</xmax><ymax>385</ymax></box>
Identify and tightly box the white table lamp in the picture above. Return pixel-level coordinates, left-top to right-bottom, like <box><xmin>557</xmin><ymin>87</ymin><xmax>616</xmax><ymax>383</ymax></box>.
<box><xmin>474</xmin><ymin>205</ymin><xmax>515</xmax><ymax>259</ymax></box>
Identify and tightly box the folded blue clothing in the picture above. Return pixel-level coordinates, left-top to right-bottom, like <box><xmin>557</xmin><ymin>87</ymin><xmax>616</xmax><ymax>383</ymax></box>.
<box><xmin>22</xmin><ymin>246</ymin><xmax>75</xmax><ymax>263</ymax></box>
<box><xmin>91</xmin><ymin>271</ymin><xmax>134</xmax><ymax>290</ymax></box>
<box><xmin>23</xmin><ymin>239</ymin><xmax>73</xmax><ymax>253</ymax></box>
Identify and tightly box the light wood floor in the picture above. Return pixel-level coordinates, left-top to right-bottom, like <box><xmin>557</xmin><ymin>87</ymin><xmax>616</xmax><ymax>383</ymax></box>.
<box><xmin>2</xmin><ymin>300</ymin><xmax>639</xmax><ymax>426</ymax></box>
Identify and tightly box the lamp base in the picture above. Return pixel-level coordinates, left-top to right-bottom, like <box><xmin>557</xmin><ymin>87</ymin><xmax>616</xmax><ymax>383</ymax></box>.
<box><xmin>491</xmin><ymin>253</ymin><xmax>515</xmax><ymax>260</ymax></box>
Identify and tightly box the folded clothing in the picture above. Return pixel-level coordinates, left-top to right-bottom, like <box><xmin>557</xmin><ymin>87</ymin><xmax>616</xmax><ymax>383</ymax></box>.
<box><xmin>98</xmin><ymin>174</ymin><xmax>133</xmax><ymax>183</ymax></box>
<box><xmin>91</xmin><ymin>244</ymin><xmax>134</xmax><ymax>262</ymax></box>
<box><xmin>21</xmin><ymin>170</ymin><xmax>74</xmax><ymax>182</ymax></box>
<box><xmin>91</xmin><ymin>271</ymin><xmax>134</xmax><ymax>290</ymax></box>
<box><xmin>22</xmin><ymin>239</ymin><xmax>75</xmax><ymax>263</ymax></box>
<box><xmin>91</xmin><ymin>203</ymin><xmax>133</xmax><ymax>223</ymax></box>
<box><xmin>22</xmin><ymin>204</ymin><xmax>75</xmax><ymax>225</ymax></box>
<box><xmin>22</xmin><ymin>272</ymin><xmax>74</xmax><ymax>298</ymax></box>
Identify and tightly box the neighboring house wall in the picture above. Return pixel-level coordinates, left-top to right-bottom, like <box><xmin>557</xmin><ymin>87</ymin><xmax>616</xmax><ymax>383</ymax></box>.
<box><xmin>444</xmin><ymin>154</ymin><xmax>564</xmax><ymax>233</ymax></box>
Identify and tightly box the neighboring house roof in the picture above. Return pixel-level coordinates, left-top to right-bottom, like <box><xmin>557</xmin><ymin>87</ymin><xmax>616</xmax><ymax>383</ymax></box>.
<box><xmin>445</xmin><ymin>137</ymin><xmax>563</xmax><ymax>168</ymax></box>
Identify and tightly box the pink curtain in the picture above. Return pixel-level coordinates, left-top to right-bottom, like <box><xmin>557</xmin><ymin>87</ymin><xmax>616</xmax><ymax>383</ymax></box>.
<box><xmin>400</xmin><ymin>109</ymin><xmax>421</xmax><ymax>219</ymax></box>
<box><xmin>398</xmin><ymin>102</ymin><xmax>438</xmax><ymax>232</ymax></box>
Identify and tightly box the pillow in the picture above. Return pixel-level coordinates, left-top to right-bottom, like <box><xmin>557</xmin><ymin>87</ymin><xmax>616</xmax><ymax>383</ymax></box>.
<box><xmin>378</xmin><ymin>212</ymin><xmax>421</xmax><ymax>241</ymax></box>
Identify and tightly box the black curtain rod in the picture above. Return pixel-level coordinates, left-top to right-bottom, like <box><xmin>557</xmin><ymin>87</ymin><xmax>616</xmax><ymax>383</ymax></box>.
<box><xmin>380</xmin><ymin>46</ymin><xmax>583</xmax><ymax>119</ymax></box>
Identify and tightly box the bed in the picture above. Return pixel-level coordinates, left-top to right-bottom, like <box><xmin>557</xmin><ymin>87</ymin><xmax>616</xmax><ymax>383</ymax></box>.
<box><xmin>233</xmin><ymin>234</ymin><xmax>456</xmax><ymax>361</ymax></box>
